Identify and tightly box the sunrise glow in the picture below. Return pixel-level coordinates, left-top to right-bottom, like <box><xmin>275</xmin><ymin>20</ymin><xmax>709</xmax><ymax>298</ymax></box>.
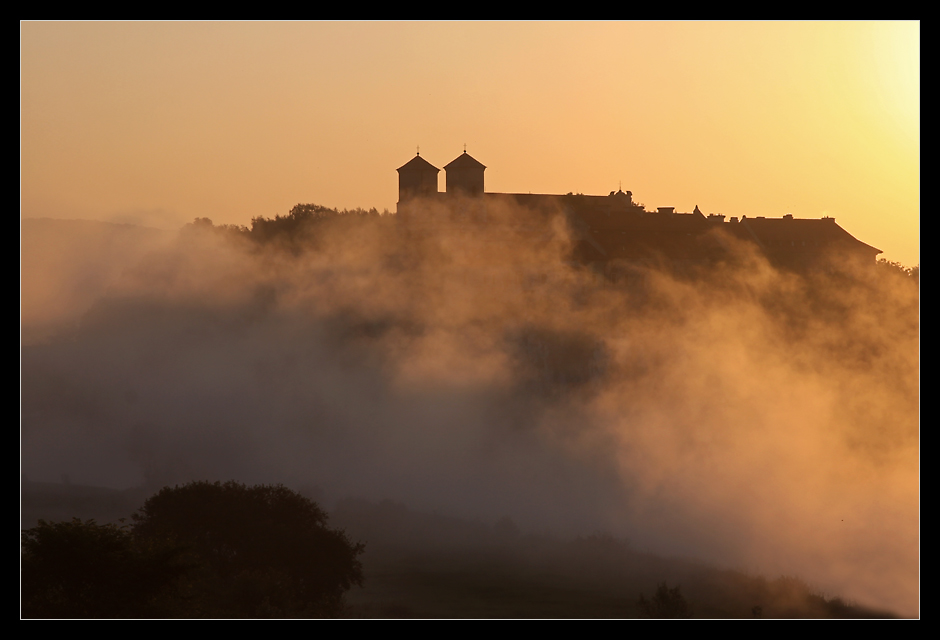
<box><xmin>21</xmin><ymin>21</ymin><xmax>918</xmax><ymax>266</ymax></box>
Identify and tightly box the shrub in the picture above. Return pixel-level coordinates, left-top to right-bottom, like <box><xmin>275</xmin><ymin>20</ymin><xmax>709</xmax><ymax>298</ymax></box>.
<box><xmin>21</xmin><ymin>518</ymin><xmax>188</xmax><ymax>618</ymax></box>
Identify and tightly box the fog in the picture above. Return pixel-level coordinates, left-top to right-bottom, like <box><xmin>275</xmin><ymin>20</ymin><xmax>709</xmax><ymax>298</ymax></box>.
<box><xmin>20</xmin><ymin>202</ymin><xmax>918</xmax><ymax>616</ymax></box>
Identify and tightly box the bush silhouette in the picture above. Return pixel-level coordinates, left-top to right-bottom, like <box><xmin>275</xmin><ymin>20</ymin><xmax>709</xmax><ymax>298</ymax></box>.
<box><xmin>21</xmin><ymin>518</ymin><xmax>188</xmax><ymax>618</ymax></box>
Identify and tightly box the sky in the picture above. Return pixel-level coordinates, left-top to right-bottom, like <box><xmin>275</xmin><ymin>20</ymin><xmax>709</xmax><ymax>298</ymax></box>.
<box><xmin>20</xmin><ymin>21</ymin><xmax>919</xmax><ymax>267</ymax></box>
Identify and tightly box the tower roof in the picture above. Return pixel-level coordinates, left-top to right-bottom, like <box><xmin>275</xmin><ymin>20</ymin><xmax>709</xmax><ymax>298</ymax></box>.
<box><xmin>444</xmin><ymin>151</ymin><xmax>486</xmax><ymax>170</ymax></box>
<box><xmin>397</xmin><ymin>154</ymin><xmax>440</xmax><ymax>173</ymax></box>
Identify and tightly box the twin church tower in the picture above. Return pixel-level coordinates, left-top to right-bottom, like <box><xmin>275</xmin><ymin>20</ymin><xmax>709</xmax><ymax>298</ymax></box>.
<box><xmin>396</xmin><ymin>150</ymin><xmax>486</xmax><ymax>213</ymax></box>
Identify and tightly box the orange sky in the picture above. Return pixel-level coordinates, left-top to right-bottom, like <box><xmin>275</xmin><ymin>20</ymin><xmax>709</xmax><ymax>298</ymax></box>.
<box><xmin>21</xmin><ymin>21</ymin><xmax>919</xmax><ymax>266</ymax></box>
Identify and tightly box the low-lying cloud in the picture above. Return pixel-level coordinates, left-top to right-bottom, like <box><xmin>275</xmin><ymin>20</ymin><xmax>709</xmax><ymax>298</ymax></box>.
<box><xmin>21</xmin><ymin>201</ymin><xmax>919</xmax><ymax>616</ymax></box>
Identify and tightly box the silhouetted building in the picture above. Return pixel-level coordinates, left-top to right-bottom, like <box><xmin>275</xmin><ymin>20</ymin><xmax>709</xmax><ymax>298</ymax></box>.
<box><xmin>444</xmin><ymin>151</ymin><xmax>486</xmax><ymax>196</ymax></box>
<box><xmin>397</xmin><ymin>153</ymin><xmax>440</xmax><ymax>204</ymax></box>
<box><xmin>396</xmin><ymin>151</ymin><xmax>882</xmax><ymax>270</ymax></box>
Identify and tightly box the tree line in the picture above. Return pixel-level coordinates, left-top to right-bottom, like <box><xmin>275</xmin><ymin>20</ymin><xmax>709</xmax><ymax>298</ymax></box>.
<box><xmin>186</xmin><ymin>203</ymin><xmax>391</xmax><ymax>251</ymax></box>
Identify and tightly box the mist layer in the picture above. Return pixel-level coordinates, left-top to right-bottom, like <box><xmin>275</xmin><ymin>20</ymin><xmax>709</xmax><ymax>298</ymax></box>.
<box><xmin>21</xmin><ymin>204</ymin><xmax>918</xmax><ymax>616</ymax></box>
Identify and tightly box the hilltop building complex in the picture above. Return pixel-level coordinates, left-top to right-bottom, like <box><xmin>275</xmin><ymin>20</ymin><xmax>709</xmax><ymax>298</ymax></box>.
<box><xmin>396</xmin><ymin>151</ymin><xmax>882</xmax><ymax>270</ymax></box>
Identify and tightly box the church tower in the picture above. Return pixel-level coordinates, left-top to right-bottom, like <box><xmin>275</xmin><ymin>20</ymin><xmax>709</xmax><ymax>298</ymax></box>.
<box><xmin>397</xmin><ymin>153</ymin><xmax>440</xmax><ymax>212</ymax></box>
<box><xmin>444</xmin><ymin>150</ymin><xmax>486</xmax><ymax>196</ymax></box>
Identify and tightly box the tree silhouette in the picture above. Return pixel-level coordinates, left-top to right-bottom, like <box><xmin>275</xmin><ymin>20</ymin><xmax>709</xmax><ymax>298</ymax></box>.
<box><xmin>131</xmin><ymin>481</ymin><xmax>364</xmax><ymax>617</ymax></box>
<box><xmin>22</xmin><ymin>482</ymin><xmax>365</xmax><ymax>618</ymax></box>
<box><xmin>637</xmin><ymin>582</ymin><xmax>692</xmax><ymax>618</ymax></box>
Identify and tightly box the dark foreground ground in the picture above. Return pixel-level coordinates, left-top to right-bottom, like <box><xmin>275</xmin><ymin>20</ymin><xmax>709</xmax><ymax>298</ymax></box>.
<box><xmin>21</xmin><ymin>481</ymin><xmax>897</xmax><ymax>619</ymax></box>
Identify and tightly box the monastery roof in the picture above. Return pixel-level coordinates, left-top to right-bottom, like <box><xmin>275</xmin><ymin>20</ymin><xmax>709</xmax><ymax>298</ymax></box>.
<box><xmin>739</xmin><ymin>216</ymin><xmax>881</xmax><ymax>254</ymax></box>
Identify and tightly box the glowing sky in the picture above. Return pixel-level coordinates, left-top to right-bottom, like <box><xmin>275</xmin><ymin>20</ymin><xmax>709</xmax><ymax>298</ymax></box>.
<box><xmin>21</xmin><ymin>21</ymin><xmax>919</xmax><ymax>266</ymax></box>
